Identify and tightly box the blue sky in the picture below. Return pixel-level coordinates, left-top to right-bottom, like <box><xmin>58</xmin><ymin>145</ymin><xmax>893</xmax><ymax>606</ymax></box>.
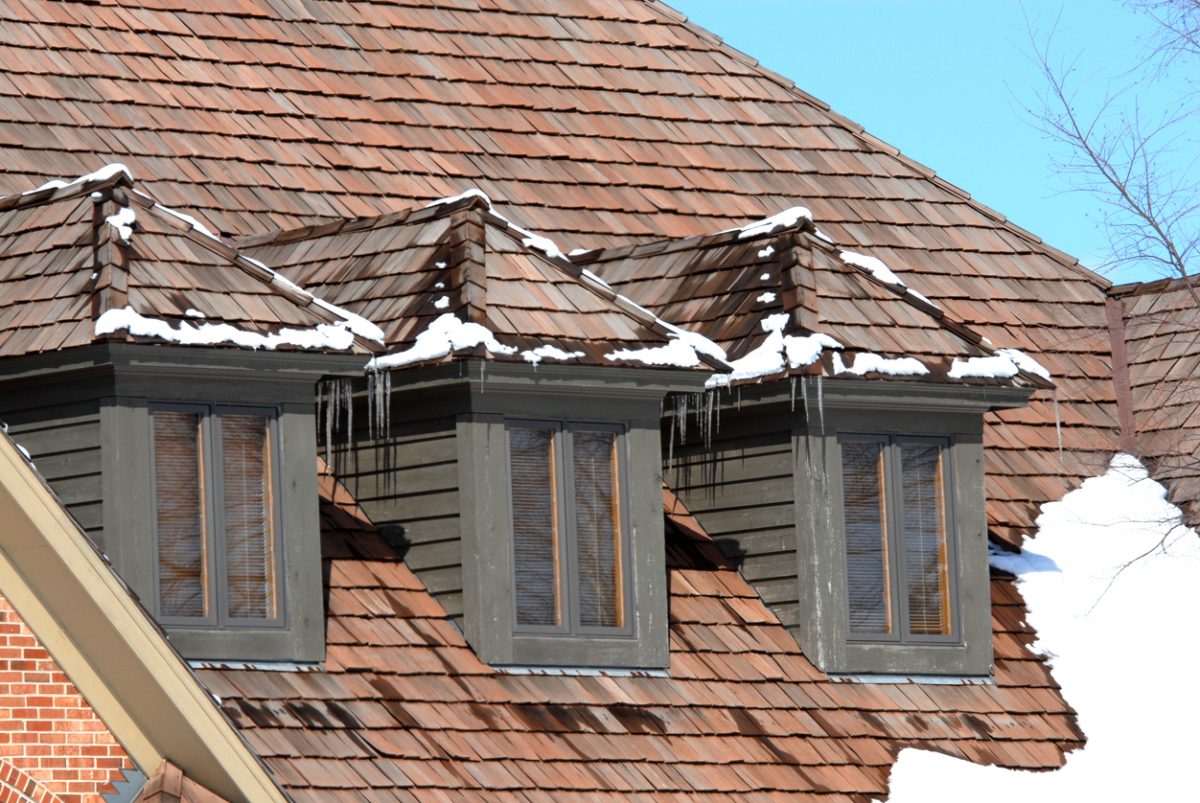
<box><xmin>668</xmin><ymin>1</ymin><xmax>1189</xmax><ymax>284</ymax></box>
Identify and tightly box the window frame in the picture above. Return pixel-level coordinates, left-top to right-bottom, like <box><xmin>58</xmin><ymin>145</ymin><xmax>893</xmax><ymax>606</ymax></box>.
<box><xmin>838</xmin><ymin>433</ymin><xmax>960</xmax><ymax>647</ymax></box>
<box><xmin>149</xmin><ymin>401</ymin><xmax>287</xmax><ymax>631</ymax></box>
<box><xmin>793</xmin><ymin>403</ymin><xmax>994</xmax><ymax>677</ymax></box>
<box><xmin>505</xmin><ymin>419</ymin><xmax>635</xmax><ymax>640</ymax></box>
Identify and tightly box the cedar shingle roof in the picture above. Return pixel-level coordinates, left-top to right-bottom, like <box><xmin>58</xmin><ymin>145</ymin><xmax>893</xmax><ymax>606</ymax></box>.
<box><xmin>577</xmin><ymin>219</ymin><xmax>1051</xmax><ymax>388</ymax></box>
<box><xmin>241</xmin><ymin>194</ymin><xmax>726</xmax><ymax>371</ymax></box>
<box><xmin>0</xmin><ymin>0</ymin><xmax>1119</xmax><ymax>540</ymax></box>
<box><xmin>1110</xmin><ymin>277</ymin><xmax>1200</xmax><ymax>524</ymax></box>
<box><xmin>0</xmin><ymin>170</ymin><xmax>377</xmax><ymax>358</ymax></box>
<box><xmin>193</xmin><ymin>470</ymin><xmax>1082</xmax><ymax>801</ymax></box>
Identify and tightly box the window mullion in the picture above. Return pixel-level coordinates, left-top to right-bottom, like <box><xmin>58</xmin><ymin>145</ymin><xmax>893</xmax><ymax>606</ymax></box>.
<box><xmin>559</xmin><ymin>424</ymin><xmax>579</xmax><ymax>635</ymax></box>
<box><xmin>886</xmin><ymin>438</ymin><xmax>910</xmax><ymax>641</ymax></box>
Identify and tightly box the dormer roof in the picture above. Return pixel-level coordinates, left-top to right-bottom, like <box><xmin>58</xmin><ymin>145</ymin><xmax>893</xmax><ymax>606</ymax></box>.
<box><xmin>0</xmin><ymin>168</ymin><xmax>381</xmax><ymax>359</ymax></box>
<box><xmin>241</xmin><ymin>192</ymin><xmax>729</xmax><ymax>373</ymax></box>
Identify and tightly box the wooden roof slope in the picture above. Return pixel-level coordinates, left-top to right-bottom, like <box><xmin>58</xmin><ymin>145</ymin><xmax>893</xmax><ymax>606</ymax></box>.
<box><xmin>242</xmin><ymin>192</ymin><xmax>727</xmax><ymax>371</ymax></box>
<box><xmin>0</xmin><ymin>168</ymin><xmax>376</xmax><ymax>359</ymax></box>
<box><xmin>0</xmin><ymin>0</ymin><xmax>1120</xmax><ymax>538</ymax></box>
<box><xmin>1110</xmin><ymin>277</ymin><xmax>1200</xmax><ymax>524</ymax></box>
<box><xmin>578</xmin><ymin>216</ymin><xmax>1052</xmax><ymax>388</ymax></box>
<box><xmin>195</xmin><ymin>466</ymin><xmax>1082</xmax><ymax>802</ymax></box>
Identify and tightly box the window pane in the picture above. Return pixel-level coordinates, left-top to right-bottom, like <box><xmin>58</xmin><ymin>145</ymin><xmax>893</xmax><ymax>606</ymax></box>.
<box><xmin>901</xmin><ymin>443</ymin><xmax>950</xmax><ymax>636</ymax></box>
<box><xmin>221</xmin><ymin>413</ymin><xmax>278</xmax><ymax>620</ymax></box>
<box><xmin>573</xmin><ymin>430</ymin><xmax>623</xmax><ymax>628</ymax></box>
<box><xmin>154</xmin><ymin>411</ymin><xmax>208</xmax><ymax>618</ymax></box>
<box><xmin>841</xmin><ymin>440</ymin><xmax>892</xmax><ymax>635</ymax></box>
<box><xmin>510</xmin><ymin>427</ymin><xmax>561</xmax><ymax>627</ymax></box>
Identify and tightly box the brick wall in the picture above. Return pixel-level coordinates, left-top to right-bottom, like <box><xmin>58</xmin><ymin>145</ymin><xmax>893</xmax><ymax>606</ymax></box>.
<box><xmin>0</xmin><ymin>596</ymin><xmax>132</xmax><ymax>802</ymax></box>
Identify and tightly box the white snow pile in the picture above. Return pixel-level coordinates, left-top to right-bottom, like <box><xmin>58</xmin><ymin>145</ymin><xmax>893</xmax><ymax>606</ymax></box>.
<box><xmin>522</xmin><ymin>344</ymin><xmax>585</xmax><ymax>365</ymax></box>
<box><xmin>705</xmin><ymin>313</ymin><xmax>841</xmax><ymax>389</ymax></box>
<box><xmin>433</xmin><ymin>296</ymin><xmax>450</xmax><ymax>310</ymax></box>
<box><xmin>948</xmin><ymin>348</ymin><xmax>1052</xmax><ymax>382</ymax></box>
<box><xmin>25</xmin><ymin>163</ymin><xmax>132</xmax><ymax>195</ymax></box>
<box><xmin>425</xmin><ymin>188</ymin><xmax>494</xmax><ymax>209</ymax></box>
<box><xmin>105</xmin><ymin>206</ymin><xmax>136</xmax><ymax>243</ymax></box>
<box><xmin>833</xmin><ymin>351</ymin><xmax>928</xmax><ymax>377</ymax></box>
<box><xmin>756</xmin><ymin>291</ymin><xmax>777</xmax><ymax>304</ymax></box>
<box><xmin>605</xmin><ymin>331</ymin><xmax>724</xmax><ymax>369</ymax></box>
<box><xmin>758</xmin><ymin>245</ymin><xmax>776</xmax><ymax>259</ymax></box>
<box><xmin>368</xmin><ymin>313</ymin><xmax>516</xmax><ymax>370</ymax></box>
<box><xmin>882</xmin><ymin>453</ymin><xmax>1200</xmax><ymax>802</ymax></box>
<box><xmin>840</xmin><ymin>250</ymin><xmax>905</xmax><ymax>288</ymax></box>
<box><xmin>736</xmin><ymin>206</ymin><xmax>813</xmax><ymax>240</ymax></box>
<box><xmin>95</xmin><ymin>306</ymin><xmax>359</xmax><ymax>351</ymax></box>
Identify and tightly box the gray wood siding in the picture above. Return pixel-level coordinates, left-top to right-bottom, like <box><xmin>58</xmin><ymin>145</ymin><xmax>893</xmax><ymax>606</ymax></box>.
<box><xmin>667</xmin><ymin>414</ymin><xmax>800</xmax><ymax>628</ymax></box>
<box><xmin>0</xmin><ymin>400</ymin><xmax>104</xmax><ymax>542</ymax></box>
<box><xmin>335</xmin><ymin>414</ymin><xmax>464</xmax><ymax>619</ymax></box>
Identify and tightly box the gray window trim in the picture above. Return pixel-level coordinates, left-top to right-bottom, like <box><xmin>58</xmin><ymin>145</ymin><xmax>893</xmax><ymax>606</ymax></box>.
<box><xmin>838</xmin><ymin>433</ymin><xmax>959</xmax><ymax>646</ymax></box>
<box><xmin>505</xmin><ymin>419</ymin><xmax>635</xmax><ymax>640</ymax></box>
<box><xmin>451</xmin><ymin>372</ymin><xmax>674</xmax><ymax>670</ymax></box>
<box><xmin>795</xmin><ymin>406</ymin><xmax>993</xmax><ymax>677</ymax></box>
<box><xmin>149</xmin><ymin>402</ymin><xmax>287</xmax><ymax>631</ymax></box>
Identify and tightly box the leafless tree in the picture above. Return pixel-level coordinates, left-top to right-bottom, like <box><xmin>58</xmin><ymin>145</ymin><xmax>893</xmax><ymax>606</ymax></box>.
<box><xmin>1025</xmin><ymin>0</ymin><xmax>1199</xmax><ymax>290</ymax></box>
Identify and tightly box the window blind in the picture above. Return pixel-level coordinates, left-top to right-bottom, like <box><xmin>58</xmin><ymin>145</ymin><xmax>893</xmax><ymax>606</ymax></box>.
<box><xmin>572</xmin><ymin>430</ymin><xmax>623</xmax><ymax>628</ymax></box>
<box><xmin>841</xmin><ymin>440</ymin><xmax>892</xmax><ymax>635</ymax></box>
<box><xmin>510</xmin><ymin>427</ymin><xmax>561</xmax><ymax>627</ymax></box>
<box><xmin>900</xmin><ymin>443</ymin><xmax>950</xmax><ymax>636</ymax></box>
<box><xmin>221</xmin><ymin>413</ymin><xmax>278</xmax><ymax>620</ymax></box>
<box><xmin>153</xmin><ymin>410</ymin><xmax>209</xmax><ymax>618</ymax></box>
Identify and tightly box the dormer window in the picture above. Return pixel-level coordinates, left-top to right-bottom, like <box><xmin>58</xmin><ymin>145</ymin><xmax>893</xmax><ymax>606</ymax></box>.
<box><xmin>840</xmin><ymin>435</ymin><xmax>956</xmax><ymax>644</ymax></box>
<box><xmin>151</xmin><ymin>404</ymin><xmax>283</xmax><ymax>626</ymax></box>
<box><xmin>508</xmin><ymin>422</ymin><xmax>630</xmax><ymax>635</ymax></box>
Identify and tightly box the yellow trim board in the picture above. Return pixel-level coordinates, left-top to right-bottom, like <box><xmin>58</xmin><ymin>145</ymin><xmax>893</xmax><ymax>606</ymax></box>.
<box><xmin>0</xmin><ymin>434</ymin><xmax>286</xmax><ymax>803</ymax></box>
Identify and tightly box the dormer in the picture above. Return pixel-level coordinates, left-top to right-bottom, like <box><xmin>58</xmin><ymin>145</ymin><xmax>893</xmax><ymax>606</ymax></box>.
<box><xmin>242</xmin><ymin>192</ymin><xmax>722</xmax><ymax>668</ymax></box>
<box><xmin>577</xmin><ymin>209</ymin><xmax>1051</xmax><ymax>677</ymax></box>
<box><xmin>0</xmin><ymin>167</ymin><xmax>380</xmax><ymax>661</ymax></box>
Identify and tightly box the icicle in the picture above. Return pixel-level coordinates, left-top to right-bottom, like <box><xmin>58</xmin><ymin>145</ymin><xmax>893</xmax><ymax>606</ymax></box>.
<box><xmin>1053</xmin><ymin>388</ymin><xmax>1063</xmax><ymax>461</ymax></box>
<box><xmin>790</xmin><ymin>375</ymin><xmax>797</xmax><ymax>412</ymax></box>
<box><xmin>816</xmin><ymin>374</ymin><xmax>825</xmax><ymax>435</ymax></box>
<box><xmin>383</xmin><ymin>369</ymin><xmax>392</xmax><ymax>438</ymax></box>
<box><xmin>800</xmin><ymin>376</ymin><xmax>810</xmax><ymax>423</ymax></box>
<box><xmin>480</xmin><ymin>358</ymin><xmax>486</xmax><ymax>391</ymax></box>
<box><xmin>324</xmin><ymin>378</ymin><xmax>335</xmax><ymax>466</ymax></box>
<box><xmin>344</xmin><ymin>378</ymin><xmax>353</xmax><ymax>457</ymax></box>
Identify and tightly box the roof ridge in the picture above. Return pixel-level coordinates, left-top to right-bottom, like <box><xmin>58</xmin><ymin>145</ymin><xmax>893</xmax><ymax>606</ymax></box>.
<box><xmin>645</xmin><ymin>0</ymin><xmax>1111</xmax><ymax>291</ymax></box>
<box><xmin>0</xmin><ymin>164</ymin><xmax>134</xmax><ymax>216</ymax></box>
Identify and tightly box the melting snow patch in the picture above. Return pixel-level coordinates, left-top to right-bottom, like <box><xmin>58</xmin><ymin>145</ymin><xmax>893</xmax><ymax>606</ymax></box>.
<box><xmin>151</xmin><ymin>201</ymin><xmax>220</xmax><ymax>240</ymax></box>
<box><xmin>758</xmin><ymin>245</ymin><xmax>776</xmax><ymax>258</ymax></box>
<box><xmin>606</xmin><ymin>336</ymin><xmax>709</xmax><ymax>369</ymax></box>
<box><xmin>368</xmin><ymin>313</ymin><xmax>516</xmax><ymax>370</ymax></box>
<box><xmin>833</xmin><ymin>351</ymin><xmax>929</xmax><ymax>377</ymax></box>
<box><xmin>434</xmin><ymin>282</ymin><xmax>445</xmax><ymax>290</ymax></box>
<box><xmin>840</xmin><ymin>250</ymin><xmax>905</xmax><ymax>287</ymax></box>
<box><xmin>26</xmin><ymin>163</ymin><xmax>132</xmax><ymax>195</ymax></box>
<box><xmin>706</xmin><ymin>313</ymin><xmax>841</xmax><ymax>389</ymax></box>
<box><xmin>522</xmin><ymin>345</ymin><xmax>585</xmax><ymax>364</ymax></box>
<box><xmin>425</xmin><ymin>188</ymin><xmax>493</xmax><ymax>209</ymax></box>
<box><xmin>906</xmin><ymin>288</ymin><xmax>940</xmax><ymax>309</ymax></box>
<box><xmin>105</xmin><ymin>206</ymin><xmax>135</xmax><ymax>243</ymax></box>
<box><xmin>760</xmin><ymin>273</ymin><xmax>771</xmax><ymax>281</ymax></box>
<box><xmin>948</xmin><ymin>348</ymin><xmax>1052</xmax><ymax>382</ymax></box>
<box><xmin>568</xmin><ymin>247</ymin><xmax>594</xmax><ymax>258</ymax></box>
<box><xmin>95</xmin><ymin>306</ymin><xmax>358</xmax><ymax>351</ymax></box>
<box><xmin>736</xmin><ymin>206</ymin><xmax>812</xmax><ymax>239</ymax></box>
<box><xmin>756</xmin><ymin>292</ymin><xmax>777</xmax><ymax>304</ymax></box>
<box><xmin>996</xmin><ymin>347</ymin><xmax>1052</xmax><ymax>381</ymax></box>
<box><xmin>433</xmin><ymin>296</ymin><xmax>450</xmax><ymax>310</ymax></box>
<box><xmin>184</xmin><ymin>308</ymin><xmax>205</xmax><ymax>318</ymax></box>
<box><xmin>885</xmin><ymin>453</ymin><xmax>1200</xmax><ymax>802</ymax></box>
